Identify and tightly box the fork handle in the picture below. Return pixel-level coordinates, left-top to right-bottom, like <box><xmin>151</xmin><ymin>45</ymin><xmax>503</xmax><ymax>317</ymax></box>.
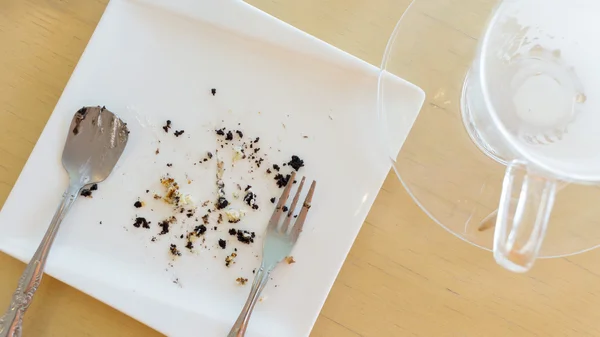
<box><xmin>0</xmin><ymin>185</ymin><xmax>80</xmax><ymax>337</ymax></box>
<box><xmin>228</xmin><ymin>266</ymin><xmax>271</xmax><ymax>337</ymax></box>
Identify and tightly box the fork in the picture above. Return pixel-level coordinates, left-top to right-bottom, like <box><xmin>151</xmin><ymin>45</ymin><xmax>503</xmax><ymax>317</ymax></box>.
<box><xmin>228</xmin><ymin>171</ymin><xmax>316</xmax><ymax>337</ymax></box>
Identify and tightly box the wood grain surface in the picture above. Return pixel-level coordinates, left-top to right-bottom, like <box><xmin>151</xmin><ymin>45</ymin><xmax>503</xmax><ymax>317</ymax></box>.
<box><xmin>2</xmin><ymin>0</ymin><xmax>600</xmax><ymax>336</ymax></box>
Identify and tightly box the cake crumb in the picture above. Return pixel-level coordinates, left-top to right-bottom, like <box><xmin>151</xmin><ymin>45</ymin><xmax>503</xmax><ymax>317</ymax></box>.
<box><xmin>162</xmin><ymin>120</ymin><xmax>172</xmax><ymax>133</ymax></box>
<box><xmin>169</xmin><ymin>244</ymin><xmax>182</xmax><ymax>257</ymax></box>
<box><xmin>225</xmin><ymin>252</ymin><xmax>237</xmax><ymax>267</ymax></box>
<box><xmin>274</xmin><ymin>173</ymin><xmax>291</xmax><ymax>188</ymax></box>
<box><xmin>133</xmin><ymin>217</ymin><xmax>150</xmax><ymax>229</ymax></box>
<box><xmin>236</xmin><ymin>277</ymin><xmax>248</xmax><ymax>285</ymax></box>
<box><xmin>285</xmin><ymin>256</ymin><xmax>296</xmax><ymax>264</ymax></box>
<box><xmin>288</xmin><ymin>155</ymin><xmax>304</xmax><ymax>171</ymax></box>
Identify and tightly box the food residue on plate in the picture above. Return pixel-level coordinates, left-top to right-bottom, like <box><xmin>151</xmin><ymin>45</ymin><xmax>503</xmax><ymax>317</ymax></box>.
<box><xmin>122</xmin><ymin>117</ymin><xmax>306</xmax><ymax>286</ymax></box>
<box><xmin>169</xmin><ymin>244</ymin><xmax>182</xmax><ymax>257</ymax></box>
<box><xmin>225</xmin><ymin>252</ymin><xmax>237</xmax><ymax>267</ymax></box>
<box><xmin>133</xmin><ymin>217</ymin><xmax>150</xmax><ymax>229</ymax></box>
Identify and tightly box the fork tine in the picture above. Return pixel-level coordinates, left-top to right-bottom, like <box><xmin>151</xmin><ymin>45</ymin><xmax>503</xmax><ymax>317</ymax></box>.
<box><xmin>281</xmin><ymin>177</ymin><xmax>305</xmax><ymax>234</ymax></box>
<box><xmin>267</xmin><ymin>171</ymin><xmax>296</xmax><ymax>231</ymax></box>
<box><xmin>290</xmin><ymin>180</ymin><xmax>316</xmax><ymax>242</ymax></box>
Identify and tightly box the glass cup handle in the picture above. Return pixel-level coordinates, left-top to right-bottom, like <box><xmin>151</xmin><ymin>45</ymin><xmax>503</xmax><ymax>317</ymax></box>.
<box><xmin>493</xmin><ymin>160</ymin><xmax>557</xmax><ymax>273</ymax></box>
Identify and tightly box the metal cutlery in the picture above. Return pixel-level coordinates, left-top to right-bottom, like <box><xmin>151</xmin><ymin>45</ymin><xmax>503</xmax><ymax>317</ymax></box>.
<box><xmin>0</xmin><ymin>106</ymin><xmax>129</xmax><ymax>337</ymax></box>
<box><xmin>228</xmin><ymin>171</ymin><xmax>316</xmax><ymax>337</ymax></box>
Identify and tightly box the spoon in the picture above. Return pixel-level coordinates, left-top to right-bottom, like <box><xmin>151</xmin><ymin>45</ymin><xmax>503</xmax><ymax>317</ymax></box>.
<box><xmin>0</xmin><ymin>106</ymin><xmax>129</xmax><ymax>337</ymax></box>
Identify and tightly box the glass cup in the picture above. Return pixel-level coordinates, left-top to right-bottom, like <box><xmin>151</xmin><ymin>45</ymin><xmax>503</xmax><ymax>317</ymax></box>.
<box><xmin>463</xmin><ymin>0</ymin><xmax>600</xmax><ymax>272</ymax></box>
<box><xmin>379</xmin><ymin>0</ymin><xmax>600</xmax><ymax>273</ymax></box>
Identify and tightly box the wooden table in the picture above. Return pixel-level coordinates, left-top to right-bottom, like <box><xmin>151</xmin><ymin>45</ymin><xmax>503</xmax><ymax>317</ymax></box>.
<box><xmin>2</xmin><ymin>0</ymin><xmax>600</xmax><ymax>336</ymax></box>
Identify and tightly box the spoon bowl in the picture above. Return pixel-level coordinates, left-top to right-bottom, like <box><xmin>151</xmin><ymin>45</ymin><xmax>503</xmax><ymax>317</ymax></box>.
<box><xmin>0</xmin><ymin>106</ymin><xmax>129</xmax><ymax>337</ymax></box>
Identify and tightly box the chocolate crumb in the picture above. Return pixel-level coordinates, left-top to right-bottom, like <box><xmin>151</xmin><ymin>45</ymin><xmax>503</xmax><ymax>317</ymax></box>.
<box><xmin>273</xmin><ymin>164</ymin><xmax>280</xmax><ymax>171</ymax></box>
<box><xmin>225</xmin><ymin>131</ymin><xmax>233</xmax><ymax>141</ymax></box>
<box><xmin>236</xmin><ymin>277</ymin><xmax>248</xmax><ymax>285</ymax></box>
<box><xmin>218</xmin><ymin>239</ymin><xmax>227</xmax><ymax>249</ymax></box>
<box><xmin>158</xmin><ymin>220</ymin><xmax>170</xmax><ymax>235</ymax></box>
<box><xmin>151</xmin><ymin>236</ymin><xmax>157</xmax><ymax>242</ymax></box>
<box><xmin>270</xmin><ymin>197</ymin><xmax>276</xmax><ymax>204</ymax></box>
<box><xmin>81</xmin><ymin>189</ymin><xmax>92</xmax><ymax>198</ymax></box>
<box><xmin>236</xmin><ymin>130</ymin><xmax>243</xmax><ymax>138</ymax></box>
<box><xmin>211</xmin><ymin>88</ymin><xmax>216</xmax><ymax>96</ymax></box>
<box><xmin>185</xmin><ymin>241</ymin><xmax>194</xmax><ymax>250</ymax></box>
<box><xmin>202</xmin><ymin>214</ymin><xmax>209</xmax><ymax>225</ymax></box>
<box><xmin>194</xmin><ymin>224</ymin><xmax>207</xmax><ymax>236</ymax></box>
<box><xmin>155</xmin><ymin>148</ymin><xmax>160</xmax><ymax>155</ymax></box>
<box><xmin>216</xmin><ymin>197</ymin><xmax>229</xmax><ymax>210</ymax></box>
<box><xmin>266</xmin><ymin>168</ymin><xmax>272</xmax><ymax>174</ymax></box>
<box><xmin>254</xmin><ymin>137</ymin><xmax>260</xmax><ymax>143</ymax></box>
<box><xmin>167</xmin><ymin>163</ymin><xmax>173</xmax><ymax>167</ymax></box>
<box><xmin>288</xmin><ymin>155</ymin><xmax>305</xmax><ymax>171</ymax></box>
<box><xmin>180</xmin><ymin>234</ymin><xmax>184</xmax><ymax>239</ymax></box>
<box><xmin>133</xmin><ymin>217</ymin><xmax>149</xmax><ymax>228</ymax></box>
<box><xmin>236</xmin><ymin>230</ymin><xmax>254</xmax><ymax>244</ymax></box>
<box><xmin>162</xmin><ymin>120</ymin><xmax>172</xmax><ymax>133</ymax></box>
<box><xmin>174</xmin><ymin>130</ymin><xmax>185</xmax><ymax>137</ymax></box>
<box><xmin>169</xmin><ymin>244</ymin><xmax>182</xmax><ymax>257</ymax></box>
<box><xmin>213</xmin><ymin>226</ymin><xmax>218</xmax><ymax>230</ymax></box>
<box><xmin>216</xmin><ymin>129</ymin><xmax>225</xmax><ymax>136</ymax></box>
<box><xmin>229</xmin><ymin>228</ymin><xmax>237</xmax><ymax>235</ymax></box>
<box><xmin>282</xmin><ymin>206</ymin><xmax>289</xmax><ymax>212</ymax></box>
<box><xmin>207</xmin><ymin>152</ymin><xmax>213</xmax><ymax>159</ymax></box>
<box><xmin>134</xmin><ymin>201</ymin><xmax>143</xmax><ymax>208</ymax></box>
<box><xmin>244</xmin><ymin>185</ymin><xmax>252</xmax><ymax>192</ymax></box>
<box><xmin>90</xmin><ymin>184</ymin><xmax>98</xmax><ymax>191</ymax></box>
<box><xmin>218</xmin><ymin>213</ymin><xmax>223</xmax><ymax>224</ymax></box>
<box><xmin>274</xmin><ymin>173</ymin><xmax>291</xmax><ymax>188</ymax></box>
<box><xmin>146</xmin><ymin>189</ymin><xmax>150</xmax><ymax>193</ymax></box>
<box><xmin>243</xmin><ymin>191</ymin><xmax>255</xmax><ymax>204</ymax></box>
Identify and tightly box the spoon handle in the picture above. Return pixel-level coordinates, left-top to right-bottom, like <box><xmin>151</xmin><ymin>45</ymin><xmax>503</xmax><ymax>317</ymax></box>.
<box><xmin>0</xmin><ymin>185</ymin><xmax>81</xmax><ymax>337</ymax></box>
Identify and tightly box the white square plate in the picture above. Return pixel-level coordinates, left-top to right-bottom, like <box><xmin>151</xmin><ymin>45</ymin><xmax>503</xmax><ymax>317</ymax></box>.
<box><xmin>0</xmin><ymin>1</ymin><xmax>424</xmax><ymax>336</ymax></box>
